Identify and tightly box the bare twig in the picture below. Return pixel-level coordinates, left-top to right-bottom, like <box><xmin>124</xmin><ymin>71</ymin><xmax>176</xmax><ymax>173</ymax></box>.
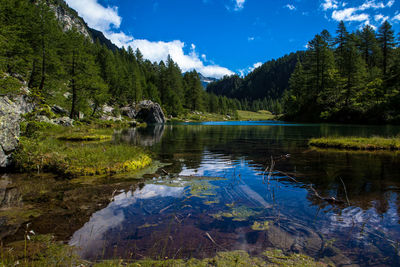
<box><xmin>205</xmin><ymin>232</ymin><xmax>227</xmax><ymax>251</ymax></box>
<box><xmin>339</xmin><ymin>177</ymin><xmax>350</xmax><ymax>206</ymax></box>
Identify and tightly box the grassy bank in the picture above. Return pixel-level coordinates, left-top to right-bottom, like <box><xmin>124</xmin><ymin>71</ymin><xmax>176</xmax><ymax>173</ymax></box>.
<box><xmin>170</xmin><ymin>110</ymin><xmax>277</xmax><ymax>122</ymax></box>
<box><xmin>237</xmin><ymin>110</ymin><xmax>276</xmax><ymax>121</ymax></box>
<box><xmin>309</xmin><ymin>136</ymin><xmax>400</xmax><ymax>151</ymax></box>
<box><xmin>13</xmin><ymin>123</ymin><xmax>152</xmax><ymax>177</ymax></box>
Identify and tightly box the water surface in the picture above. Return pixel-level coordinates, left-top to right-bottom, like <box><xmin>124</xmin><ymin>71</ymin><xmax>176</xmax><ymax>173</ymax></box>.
<box><xmin>70</xmin><ymin>121</ymin><xmax>400</xmax><ymax>266</ymax></box>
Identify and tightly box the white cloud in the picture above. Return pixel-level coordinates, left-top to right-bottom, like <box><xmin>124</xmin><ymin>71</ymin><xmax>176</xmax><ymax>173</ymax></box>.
<box><xmin>65</xmin><ymin>0</ymin><xmax>234</xmax><ymax>78</ymax></box>
<box><xmin>321</xmin><ymin>0</ymin><xmax>339</xmax><ymax>11</ymax></box>
<box><xmin>324</xmin><ymin>0</ymin><xmax>396</xmax><ymax>27</ymax></box>
<box><xmin>234</xmin><ymin>0</ymin><xmax>246</xmax><ymax>11</ymax></box>
<box><xmin>239</xmin><ymin>62</ymin><xmax>262</xmax><ymax>77</ymax></box>
<box><xmin>248</xmin><ymin>36</ymin><xmax>255</xmax><ymax>41</ymax></box>
<box><xmin>285</xmin><ymin>4</ymin><xmax>296</xmax><ymax>10</ymax></box>
<box><xmin>375</xmin><ymin>14</ymin><xmax>389</xmax><ymax>23</ymax></box>
<box><xmin>393</xmin><ymin>13</ymin><xmax>400</xmax><ymax>21</ymax></box>
<box><xmin>332</xmin><ymin>8</ymin><xmax>370</xmax><ymax>22</ymax></box>
<box><xmin>65</xmin><ymin>0</ymin><xmax>121</xmax><ymax>32</ymax></box>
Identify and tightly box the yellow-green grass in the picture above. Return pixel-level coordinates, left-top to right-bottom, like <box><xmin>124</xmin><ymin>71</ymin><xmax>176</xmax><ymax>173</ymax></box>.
<box><xmin>309</xmin><ymin>136</ymin><xmax>400</xmax><ymax>151</ymax></box>
<box><xmin>237</xmin><ymin>110</ymin><xmax>276</xmax><ymax>121</ymax></box>
<box><xmin>171</xmin><ymin>112</ymin><xmax>235</xmax><ymax>122</ymax></box>
<box><xmin>14</xmin><ymin>127</ymin><xmax>152</xmax><ymax>177</ymax></box>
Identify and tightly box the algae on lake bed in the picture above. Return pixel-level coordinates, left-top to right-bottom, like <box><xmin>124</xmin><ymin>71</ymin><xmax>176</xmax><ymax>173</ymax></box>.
<box><xmin>211</xmin><ymin>205</ymin><xmax>260</xmax><ymax>221</ymax></box>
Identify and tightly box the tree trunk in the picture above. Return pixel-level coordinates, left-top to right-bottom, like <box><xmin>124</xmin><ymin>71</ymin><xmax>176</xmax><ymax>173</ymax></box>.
<box><xmin>70</xmin><ymin>51</ymin><xmax>77</xmax><ymax>119</ymax></box>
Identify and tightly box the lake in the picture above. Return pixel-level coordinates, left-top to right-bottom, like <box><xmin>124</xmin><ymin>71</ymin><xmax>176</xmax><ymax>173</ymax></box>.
<box><xmin>4</xmin><ymin>121</ymin><xmax>400</xmax><ymax>266</ymax></box>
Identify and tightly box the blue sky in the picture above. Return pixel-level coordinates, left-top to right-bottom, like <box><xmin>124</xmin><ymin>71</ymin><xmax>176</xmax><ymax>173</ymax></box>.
<box><xmin>65</xmin><ymin>0</ymin><xmax>400</xmax><ymax>78</ymax></box>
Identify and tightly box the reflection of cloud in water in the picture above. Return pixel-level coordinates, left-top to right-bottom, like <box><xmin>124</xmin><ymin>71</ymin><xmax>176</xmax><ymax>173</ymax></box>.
<box><xmin>179</xmin><ymin>151</ymin><xmax>233</xmax><ymax>177</ymax></box>
<box><xmin>69</xmin><ymin>184</ymin><xmax>184</xmax><ymax>256</ymax></box>
<box><xmin>321</xmin><ymin>198</ymin><xmax>400</xmax><ymax>242</ymax></box>
<box><xmin>180</xmin><ymin>151</ymin><xmax>271</xmax><ymax>208</ymax></box>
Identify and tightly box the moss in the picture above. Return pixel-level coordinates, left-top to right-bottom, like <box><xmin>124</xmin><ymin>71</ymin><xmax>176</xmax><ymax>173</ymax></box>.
<box><xmin>0</xmin><ymin>207</ymin><xmax>42</xmax><ymax>225</ymax></box>
<box><xmin>57</xmin><ymin>134</ymin><xmax>111</xmax><ymax>141</ymax></box>
<box><xmin>263</xmin><ymin>249</ymin><xmax>330</xmax><ymax>266</ymax></box>
<box><xmin>13</xmin><ymin>126</ymin><xmax>152</xmax><ymax>178</ymax></box>
<box><xmin>309</xmin><ymin>136</ymin><xmax>400</xmax><ymax>151</ymax></box>
<box><xmin>92</xmin><ymin>250</ymin><xmax>328</xmax><ymax>267</ymax></box>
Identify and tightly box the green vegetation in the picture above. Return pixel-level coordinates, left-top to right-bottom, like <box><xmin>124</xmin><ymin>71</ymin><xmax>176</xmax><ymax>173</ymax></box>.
<box><xmin>207</xmin><ymin>52</ymin><xmax>302</xmax><ymax>115</ymax></box>
<box><xmin>309</xmin><ymin>136</ymin><xmax>400</xmax><ymax>151</ymax></box>
<box><xmin>285</xmin><ymin>21</ymin><xmax>400</xmax><ymax>123</ymax></box>
<box><xmin>237</xmin><ymin>110</ymin><xmax>276</xmax><ymax>121</ymax></box>
<box><xmin>1</xmin><ymin>237</ymin><xmax>328</xmax><ymax>267</ymax></box>
<box><xmin>13</xmin><ymin>126</ymin><xmax>152</xmax><ymax>177</ymax></box>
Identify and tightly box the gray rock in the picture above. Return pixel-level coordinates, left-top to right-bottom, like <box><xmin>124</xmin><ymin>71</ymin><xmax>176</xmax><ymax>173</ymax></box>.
<box><xmin>36</xmin><ymin>115</ymin><xmax>53</xmax><ymax>124</ymax></box>
<box><xmin>51</xmin><ymin>105</ymin><xmax>68</xmax><ymax>116</ymax></box>
<box><xmin>100</xmin><ymin>115</ymin><xmax>122</xmax><ymax>122</ymax></box>
<box><xmin>102</xmin><ymin>104</ymin><xmax>114</xmax><ymax>114</ymax></box>
<box><xmin>121</xmin><ymin>100</ymin><xmax>165</xmax><ymax>124</ymax></box>
<box><xmin>0</xmin><ymin>97</ymin><xmax>22</xmax><ymax>168</ymax></box>
<box><xmin>136</xmin><ymin>100</ymin><xmax>165</xmax><ymax>124</ymax></box>
<box><xmin>51</xmin><ymin>117</ymin><xmax>74</xmax><ymax>127</ymax></box>
<box><xmin>120</xmin><ymin>106</ymin><xmax>136</xmax><ymax>119</ymax></box>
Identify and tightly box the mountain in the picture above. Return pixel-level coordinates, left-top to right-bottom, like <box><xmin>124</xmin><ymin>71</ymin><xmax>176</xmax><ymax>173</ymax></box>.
<box><xmin>198</xmin><ymin>73</ymin><xmax>218</xmax><ymax>89</ymax></box>
<box><xmin>207</xmin><ymin>51</ymin><xmax>305</xmax><ymax>100</ymax></box>
<box><xmin>49</xmin><ymin>0</ymin><xmax>118</xmax><ymax>51</ymax></box>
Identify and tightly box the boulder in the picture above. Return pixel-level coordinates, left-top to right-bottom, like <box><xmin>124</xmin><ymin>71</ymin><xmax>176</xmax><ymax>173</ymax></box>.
<box><xmin>121</xmin><ymin>100</ymin><xmax>165</xmax><ymax>124</ymax></box>
<box><xmin>0</xmin><ymin>97</ymin><xmax>23</xmax><ymax>168</ymax></box>
<box><xmin>135</xmin><ymin>100</ymin><xmax>165</xmax><ymax>124</ymax></box>
<box><xmin>51</xmin><ymin>105</ymin><xmax>68</xmax><ymax>116</ymax></box>
<box><xmin>52</xmin><ymin>116</ymin><xmax>74</xmax><ymax>127</ymax></box>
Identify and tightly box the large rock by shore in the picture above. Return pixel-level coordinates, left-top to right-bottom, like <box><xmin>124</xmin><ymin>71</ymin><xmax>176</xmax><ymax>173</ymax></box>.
<box><xmin>121</xmin><ymin>100</ymin><xmax>165</xmax><ymax>124</ymax></box>
<box><xmin>0</xmin><ymin>95</ymin><xmax>34</xmax><ymax>168</ymax></box>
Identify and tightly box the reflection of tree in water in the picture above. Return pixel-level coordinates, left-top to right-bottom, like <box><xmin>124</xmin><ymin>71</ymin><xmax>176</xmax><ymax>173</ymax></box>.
<box><xmin>151</xmin><ymin>124</ymin><xmax>400</xmax><ymax>218</ymax></box>
<box><xmin>115</xmin><ymin>124</ymin><xmax>165</xmax><ymax>147</ymax></box>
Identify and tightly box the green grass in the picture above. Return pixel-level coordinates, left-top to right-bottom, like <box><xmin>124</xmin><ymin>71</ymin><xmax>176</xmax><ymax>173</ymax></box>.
<box><xmin>309</xmin><ymin>136</ymin><xmax>400</xmax><ymax>151</ymax></box>
<box><xmin>237</xmin><ymin>110</ymin><xmax>276</xmax><ymax>121</ymax></box>
<box><xmin>171</xmin><ymin>112</ymin><xmax>237</xmax><ymax>122</ymax></box>
<box><xmin>14</xmin><ymin>125</ymin><xmax>152</xmax><ymax>177</ymax></box>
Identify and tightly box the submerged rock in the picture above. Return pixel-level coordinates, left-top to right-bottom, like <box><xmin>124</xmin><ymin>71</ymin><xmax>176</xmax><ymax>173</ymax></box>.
<box><xmin>121</xmin><ymin>100</ymin><xmax>165</xmax><ymax>124</ymax></box>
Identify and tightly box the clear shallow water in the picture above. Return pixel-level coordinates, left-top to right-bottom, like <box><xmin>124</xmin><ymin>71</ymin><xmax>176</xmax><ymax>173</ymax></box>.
<box><xmin>71</xmin><ymin>122</ymin><xmax>400</xmax><ymax>266</ymax></box>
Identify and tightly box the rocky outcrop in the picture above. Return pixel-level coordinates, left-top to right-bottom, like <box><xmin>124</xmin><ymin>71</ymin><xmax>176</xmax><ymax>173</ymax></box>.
<box><xmin>50</xmin><ymin>3</ymin><xmax>91</xmax><ymax>39</ymax></box>
<box><xmin>121</xmin><ymin>100</ymin><xmax>165</xmax><ymax>124</ymax></box>
<box><xmin>0</xmin><ymin>95</ymin><xmax>34</xmax><ymax>168</ymax></box>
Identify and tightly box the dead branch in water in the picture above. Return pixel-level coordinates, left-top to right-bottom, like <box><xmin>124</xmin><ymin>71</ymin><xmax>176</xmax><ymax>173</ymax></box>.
<box><xmin>264</xmin><ymin>155</ymin><xmax>350</xmax><ymax>206</ymax></box>
<box><xmin>339</xmin><ymin>177</ymin><xmax>350</xmax><ymax>206</ymax></box>
<box><xmin>205</xmin><ymin>232</ymin><xmax>227</xmax><ymax>251</ymax></box>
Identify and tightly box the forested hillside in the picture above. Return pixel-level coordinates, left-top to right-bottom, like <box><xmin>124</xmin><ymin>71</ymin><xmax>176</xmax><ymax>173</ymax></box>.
<box><xmin>206</xmin><ymin>52</ymin><xmax>304</xmax><ymax>113</ymax></box>
<box><xmin>0</xmin><ymin>0</ymin><xmax>242</xmax><ymax>118</ymax></box>
<box><xmin>285</xmin><ymin>22</ymin><xmax>400</xmax><ymax>123</ymax></box>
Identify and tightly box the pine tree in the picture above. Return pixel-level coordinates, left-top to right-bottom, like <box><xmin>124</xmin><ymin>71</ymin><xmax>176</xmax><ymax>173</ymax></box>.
<box><xmin>377</xmin><ymin>21</ymin><xmax>396</xmax><ymax>76</ymax></box>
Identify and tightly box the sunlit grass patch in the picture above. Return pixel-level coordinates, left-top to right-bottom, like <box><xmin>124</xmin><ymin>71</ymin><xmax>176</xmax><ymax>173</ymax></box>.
<box><xmin>309</xmin><ymin>136</ymin><xmax>400</xmax><ymax>151</ymax></box>
<box><xmin>14</xmin><ymin>126</ymin><xmax>152</xmax><ymax>177</ymax></box>
<box><xmin>237</xmin><ymin>110</ymin><xmax>276</xmax><ymax>121</ymax></box>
